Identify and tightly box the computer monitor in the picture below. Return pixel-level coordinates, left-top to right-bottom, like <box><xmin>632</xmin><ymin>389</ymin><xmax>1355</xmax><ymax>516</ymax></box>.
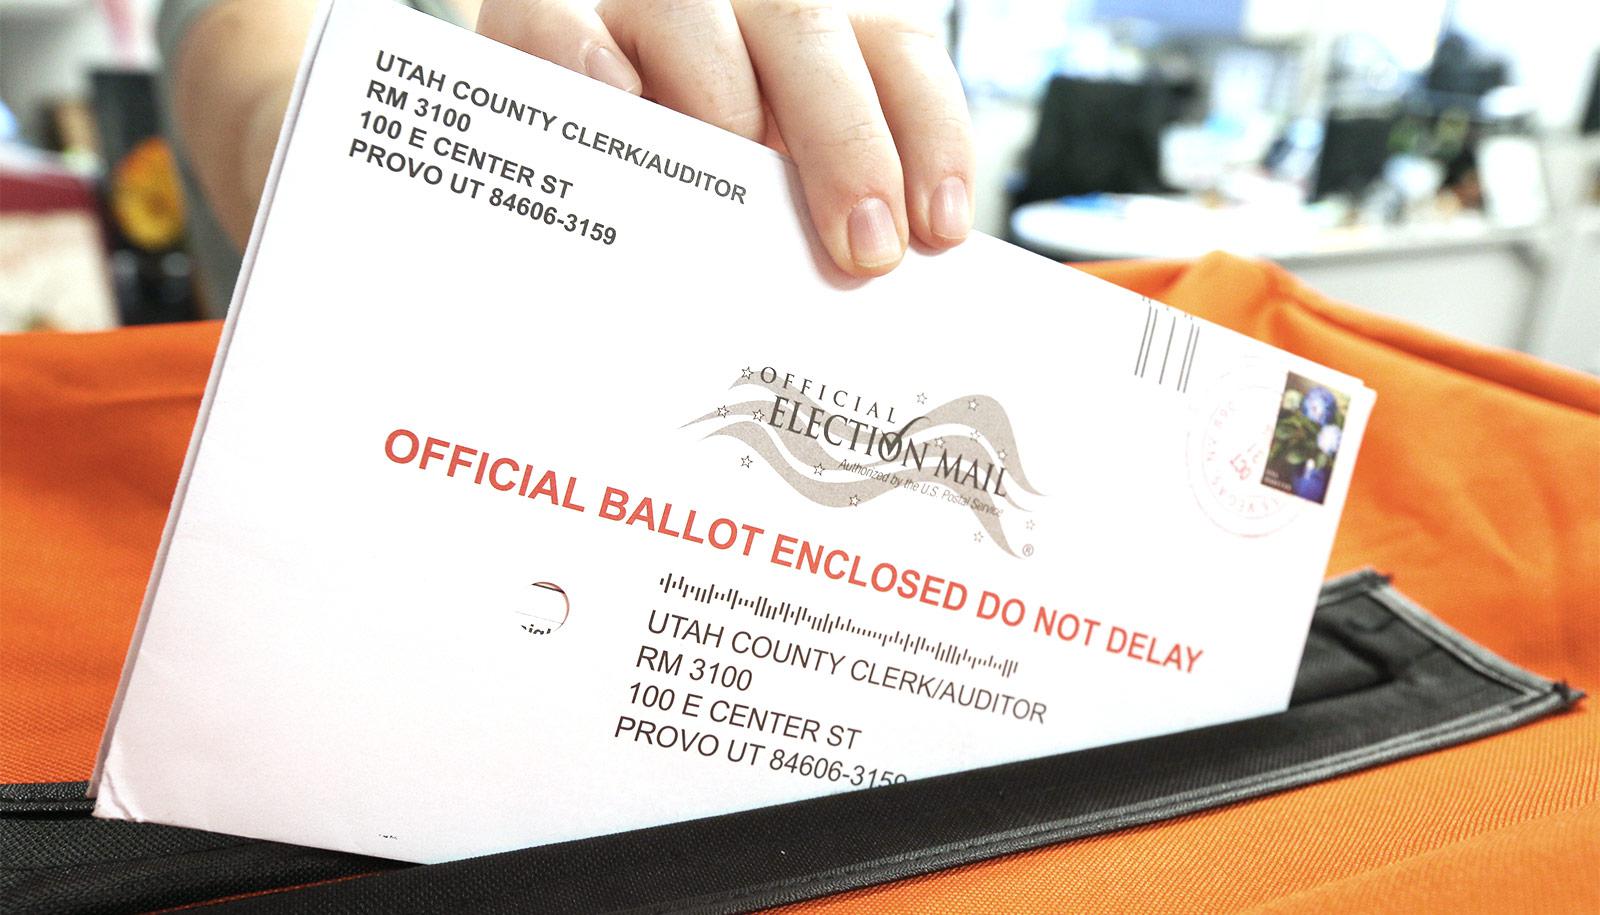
<box><xmin>1312</xmin><ymin>114</ymin><xmax>1398</xmax><ymax>201</ymax></box>
<box><xmin>1582</xmin><ymin>53</ymin><xmax>1599</xmax><ymax>135</ymax></box>
<box><xmin>1013</xmin><ymin>76</ymin><xmax>1183</xmax><ymax>208</ymax></box>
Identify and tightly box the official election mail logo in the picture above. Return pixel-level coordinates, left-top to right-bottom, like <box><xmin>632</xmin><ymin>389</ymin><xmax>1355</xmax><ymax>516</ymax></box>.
<box><xmin>685</xmin><ymin>367</ymin><xmax>1040</xmax><ymax>556</ymax></box>
<box><xmin>1259</xmin><ymin>373</ymin><xmax>1350</xmax><ymax>505</ymax></box>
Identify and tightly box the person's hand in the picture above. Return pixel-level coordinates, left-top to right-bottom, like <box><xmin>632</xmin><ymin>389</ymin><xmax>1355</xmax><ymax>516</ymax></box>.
<box><xmin>476</xmin><ymin>0</ymin><xmax>974</xmax><ymax>277</ymax></box>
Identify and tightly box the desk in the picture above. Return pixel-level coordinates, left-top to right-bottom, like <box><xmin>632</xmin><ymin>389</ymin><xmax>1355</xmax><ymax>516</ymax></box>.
<box><xmin>1011</xmin><ymin>195</ymin><xmax>1551</xmax><ymax>354</ymax></box>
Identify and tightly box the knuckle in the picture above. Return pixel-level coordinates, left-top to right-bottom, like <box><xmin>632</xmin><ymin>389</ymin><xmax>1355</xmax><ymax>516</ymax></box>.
<box><xmin>856</xmin><ymin>7</ymin><xmax>941</xmax><ymax>43</ymax></box>
<box><xmin>822</xmin><ymin>117</ymin><xmax>893</xmax><ymax>152</ymax></box>
<box><xmin>852</xmin><ymin>0</ymin><xmax>941</xmax><ymax>31</ymax></box>
<box><xmin>604</xmin><ymin>0</ymin><xmax>710</xmax><ymax>27</ymax></box>
<box><xmin>508</xmin><ymin>0</ymin><xmax>563</xmax><ymax>23</ymax></box>
<box><xmin>743</xmin><ymin>0</ymin><xmax>844</xmax><ymax>33</ymax></box>
<box><xmin>666</xmin><ymin>50</ymin><xmax>765</xmax><ymax>139</ymax></box>
<box><xmin>794</xmin><ymin>117</ymin><xmax>901</xmax><ymax>192</ymax></box>
<box><xmin>921</xmin><ymin>112</ymin><xmax>972</xmax><ymax>148</ymax></box>
<box><xmin>650</xmin><ymin>0</ymin><xmax>723</xmax><ymax>19</ymax></box>
<box><xmin>704</xmin><ymin>98</ymin><xmax>766</xmax><ymax>139</ymax></box>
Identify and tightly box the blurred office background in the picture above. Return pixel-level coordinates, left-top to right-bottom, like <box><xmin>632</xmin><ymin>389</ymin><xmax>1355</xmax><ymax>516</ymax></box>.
<box><xmin>2</xmin><ymin>0</ymin><xmax>1597</xmax><ymax>372</ymax></box>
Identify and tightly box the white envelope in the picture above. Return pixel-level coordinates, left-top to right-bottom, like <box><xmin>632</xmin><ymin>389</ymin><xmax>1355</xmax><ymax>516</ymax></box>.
<box><xmin>92</xmin><ymin>0</ymin><xmax>1374</xmax><ymax>864</ymax></box>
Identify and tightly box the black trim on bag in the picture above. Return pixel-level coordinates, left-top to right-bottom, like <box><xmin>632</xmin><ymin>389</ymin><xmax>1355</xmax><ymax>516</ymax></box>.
<box><xmin>0</xmin><ymin>571</ymin><xmax>1582</xmax><ymax>915</ymax></box>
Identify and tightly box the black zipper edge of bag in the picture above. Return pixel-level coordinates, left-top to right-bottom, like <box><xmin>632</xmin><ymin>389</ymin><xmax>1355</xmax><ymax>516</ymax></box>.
<box><xmin>206</xmin><ymin>569</ymin><xmax>1582</xmax><ymax>915</ymax></box>
<box><xmin>648</xmin><ymin>570</ymin><xmax>1583</xmax><ymax>914</ymax></box>
<box><xmin>0</xmin><ymin>570</ymin><xmax>1583</xmax><ymax>915</ymax></box>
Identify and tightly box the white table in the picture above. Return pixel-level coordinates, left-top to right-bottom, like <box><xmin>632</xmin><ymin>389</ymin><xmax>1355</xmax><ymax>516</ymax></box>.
<box><xmin>1011</xmin><ymin>195</ymin><xmax>1552</xmax><ymax>354</ymax></box>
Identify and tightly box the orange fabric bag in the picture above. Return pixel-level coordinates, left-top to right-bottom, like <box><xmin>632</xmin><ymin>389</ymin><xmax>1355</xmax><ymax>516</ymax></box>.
<box><xmin>2</xmin><ymin>253</ymin><xmax>1595</xmax><ymax>911</ymax></box>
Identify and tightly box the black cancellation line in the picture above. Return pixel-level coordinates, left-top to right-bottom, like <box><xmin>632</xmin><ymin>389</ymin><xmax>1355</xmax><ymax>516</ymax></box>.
<box><xmin>1138</xmin><ymin>308</ymin><xmax>1159</xmax><ymax>377</ymax></box>
<box><xmin>1135</xmin><ymin>303</ymin><xmax>1154</xmax><ymax>374</ymax></box>
<box><xmin>1157</xmin><ymin>315</ymin><xmax>1178</xmax><ymax>385</ymax></box>
<box><xmin>1180</xmin><ymin>325</ymin><xmax>1200</xmax><ymax>393</ymax></box>
<box><xmin>1173</xmin><ymin>321</ymin><xmax>1195</xmax><ymax>391</ymax></box>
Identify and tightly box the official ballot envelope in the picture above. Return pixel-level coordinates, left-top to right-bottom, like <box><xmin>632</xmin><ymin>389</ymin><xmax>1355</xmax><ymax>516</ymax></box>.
<box><xmin>92</xmin><ymin>0</ymin><xmax>1375</xmax><ymax>863</ymax></box>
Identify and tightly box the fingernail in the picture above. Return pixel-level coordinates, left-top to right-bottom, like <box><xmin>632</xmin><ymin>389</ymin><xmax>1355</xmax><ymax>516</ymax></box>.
<box><xmin>847</xmin><ymin>197</ymin><xmax>902</xmax><ymax>270</ymax></box>
<box><xmin>585</xmin><ymin>46</ymin><xmax>639</xmax><ymax>94</ymax></box>
<box><xmin>929</xmin><ymin>176</ymin><xmax>970</xmax><ymax>242</ymax></box>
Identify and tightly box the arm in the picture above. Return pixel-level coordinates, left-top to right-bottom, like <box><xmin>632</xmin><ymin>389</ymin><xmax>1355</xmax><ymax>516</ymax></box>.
<box><xmin>165</xmin><ymin>0</ymin><xmax>320</xmax><ymax>249</ymax></box>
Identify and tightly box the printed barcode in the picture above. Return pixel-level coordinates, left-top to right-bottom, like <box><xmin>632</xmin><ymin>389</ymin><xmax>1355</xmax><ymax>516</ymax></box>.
<box><xmin>1134</xmin><ymin>298</ymin><xmax>1200</xmax><ymax>393</ymax></box>
<box><xmin>657</xmin><ymin>572</ymin><xmax>1022</xmax><ymax>679</ymax></box>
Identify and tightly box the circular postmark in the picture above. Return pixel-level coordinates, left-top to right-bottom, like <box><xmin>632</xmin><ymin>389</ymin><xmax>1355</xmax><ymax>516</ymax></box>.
<box><xmin>1186</xmin><ymin>362</ymin><xmax>1303</xmax><ymax>537</ymax></box>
